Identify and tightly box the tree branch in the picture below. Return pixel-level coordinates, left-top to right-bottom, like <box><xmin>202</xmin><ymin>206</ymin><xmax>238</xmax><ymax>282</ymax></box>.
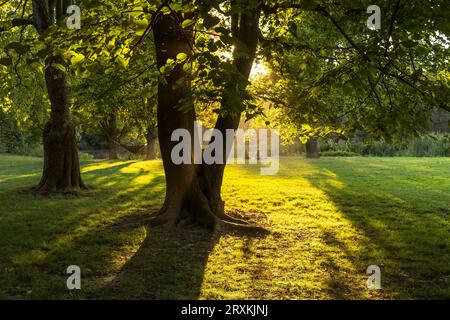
<box><xmin>11</xmin><ymin>17</ymin><xmax>36</xmax><ymax>28</ymax></box>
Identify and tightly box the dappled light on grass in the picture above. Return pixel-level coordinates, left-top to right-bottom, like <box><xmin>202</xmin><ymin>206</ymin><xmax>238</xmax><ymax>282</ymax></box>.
<box><xmin>0</xmin><ymin>155</ymin><xmax>448</xmax><ymax>299</ymax></box>
<box><xmin>199</xmin><ymin>159</ymin><xmax>376</xmax><ymax>299</ymax></box>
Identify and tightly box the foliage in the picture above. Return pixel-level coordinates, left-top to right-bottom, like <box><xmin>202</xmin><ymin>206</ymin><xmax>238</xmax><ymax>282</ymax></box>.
<box><xmin>0</xmin><ymin>112</ymin><xmax>42</xmax><ymax>155</ymax></box>
<box><xmin>256</xmin><ymin>0</ymin><xmax>450</xmax><ymax>141</ymax></box>
<box><xmin>406</xmin><ymin>133</ymin><xmax>450</xmax><ymax>157</ymax></box>
<box><xmin>320</xmin><ymin>150</ymin><xmax>360</xmax><ymax>157</ymax></box>
<box><xmin>1</xmin><ymin>0</ymin><xmax>449</xmax><ymax>155</ymax></box>
<box><xmin>79</xmin><ymin>152</ymin><xmax>95</xmax><ymax>161</ymax></box>
<box><xmin>318</xmin><ymin>133</ymin><xmax>450</xmax><ymax>157</ymax></box>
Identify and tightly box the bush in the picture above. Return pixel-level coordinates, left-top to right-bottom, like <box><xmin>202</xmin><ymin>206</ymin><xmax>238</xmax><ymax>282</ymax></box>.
<box><xmin>319</xmin><ymin>139</ymin><xmax>349</xmax><ymax>153</ymax></box>
<box><xmin>79</xmin><ymin>152</ymin><xmax>95</xmax><ymax>161</ymax></box>
<box><xmin>29</xmin><ymin>145</ymin><xmax>44</xmax><ymax>158</ymax></box>
<box><xmin>357</xmin><ymin>140</ymin><xmax>398</xmax><ymax>156</ymax></box>
<box><xmin>318</xmin><ymin>133</ymin><xmax>449</xmax><ymax>157</ymax></box>
<box><xmin>405</xmin><ymin>133</ymin><xmax>450</xmax><ymax>157</ymax></box>
<box><xmin>0</xmin><ymin>143</ymin><xmax>7</xmax><ymax>154</ymax></box>
<box><xmin>320</xmin><ymin>150</ymin><xmax>361</xmax><ymax>157</ymax></box>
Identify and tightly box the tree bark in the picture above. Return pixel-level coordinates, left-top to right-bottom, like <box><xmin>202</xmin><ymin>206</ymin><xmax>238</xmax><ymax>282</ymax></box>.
<box><xmin>31</xmin><ymin>0</ymin><xmax>86</xmax><ymax>194</ymax></box>
<box><xmin>153</xmin><ymin>12</ymin><xmax>200</xmax><ymax>227</ymax></box>
<box><xmin>107</xmin><ymin>137</ymin><xmax>118</xmax><ymax>160</ymax></box>
<box><xmin>146</xmin><ymin>128</ymin><xmax>157</xmax><ymax>160</ymax></box>
<box><xmin>152</xmin><ymin>7</ymin><xmax>265</xmax><ymax>233</ymax></box>
<box><xmin>99</xmin><ymin>114</ymin><xmax>123</xmax><ymax>160</ymax></box>
<box><xmin>306</xmin><ymin>138</ymin><xmax>319</xmax><ymax>159</ymax></box>
<box><xmin>34</xmin><ymin>56</ymin><xmax>87</xmax><ymax>193</ymax></box>
<box><xmin>197</xmin><ymin>5</ymin><xmax>261</xmax><ymax>222</ymax></box>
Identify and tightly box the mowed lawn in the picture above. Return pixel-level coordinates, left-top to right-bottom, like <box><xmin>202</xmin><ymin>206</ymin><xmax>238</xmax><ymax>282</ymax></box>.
<box><xmin>0</xmin><ymin>154</ymin><xmax>449</xmax><ymax>299</ymax></box>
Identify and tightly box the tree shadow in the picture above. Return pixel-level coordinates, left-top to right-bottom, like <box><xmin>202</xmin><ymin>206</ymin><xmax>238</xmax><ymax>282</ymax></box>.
<box><xmin>1</xmin><ymin>156</ymin><xmax>268</xmax><ymax>299</ymax></box>
<box><xmin>100</xmin><ymin>222</ymin><xmax>216</xmax><ymax>299</ymax></box>
<box><xmin>94</xmin><ymin>212</ymin><xmax>269</xmax><ymax>299</ymax></box>
<box><xmin>0</xmin><ymin>160</ymin><xmax>163</xmax><ymax>298</ymax></box>
<box><xmin>304</xmin><ymin>160</ymin><xmax>450</xmax><ymax>299</ymax></box>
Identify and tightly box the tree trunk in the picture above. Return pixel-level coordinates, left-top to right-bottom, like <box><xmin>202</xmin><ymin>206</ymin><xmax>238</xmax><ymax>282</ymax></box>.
<box><xmin>99</xmin><ymin>114</ymin><xmax>121</xmax><ymax>160</ymax></box>
<box><xmin>196</xmin><ymin>5</ymin><xmax>261</xmax><ymax>224</ymax></box>
<box><xmin>146</xmin><ymin>128</ymin><xmax>157</xmax><ymax>160</ymax></box>
<box><xmin>31</xmin><ymin>0</ymin><xmax>86</xmax><ymax>194</ymax></box>
<box><xmin>306</xmin><ymin>138</ymin><xmax>319</xmax><ymax>159</ymax></box>
<box><xmin>153</xmin><ymin>12</ymin><xmax>201</xmax><ymax>227</ymax></box>
<box><xmin>34</xmin><ymin>57</ymin><xmax>86</xmax><ymax>193</ymax></box>
<box><xmin>152</xmin><ymin>8</ymin><xmax>264</xmax><ymax>233</ymax></box>
<box><xmin>107</xmin><ymin>137</ymin><xmax>118</xmax><ymax>160</ymax></box>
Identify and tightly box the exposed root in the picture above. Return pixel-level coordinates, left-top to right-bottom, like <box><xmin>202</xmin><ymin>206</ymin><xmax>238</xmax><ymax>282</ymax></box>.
<box><xmin>214</xmin><ymin>218</ymin><xmax>270</xmax><ymax>235</ymax></box>
<box><xmin>214</xmin><ymin>210</ymin><xmax>251</xmax><ymax>225</ymax></box>
<box><xmin>149</xmin><ymin>200</ymin><xmax>269</xmax><ymax>235</ymax></box>
<box><xmin>149</xmin><ymin>176</ymin><xmax>269</xmax><ymax>234</ymax></box>
<box><xmin>148</xmin><ymin>211</ymin><xmax>269</xmax><ymax>235</ymax></box>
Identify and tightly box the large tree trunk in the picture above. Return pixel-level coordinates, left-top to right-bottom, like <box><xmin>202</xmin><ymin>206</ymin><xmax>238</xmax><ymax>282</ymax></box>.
<box><xmin>153</xmin><ymin>12</ymin><xmax>200</xmax><ymax>227</ymax></box>
<box><xmin>34</xmin><ymin>57</ymin><xmax>86</xmax><ymax>193</ymax></box>
<box><xmin>32</xmin><ymin>0</ymin><xmax>86</xmax><ymax>194</ymax></box>
<box><xmin>146</xmin><ymin>128</ymin><xmax>157</xmax><ymax>160</ymax></box>
<box><xmin>196</xmin><ymin>5</ymin><xmax>261</xmax><ymax>223</ymax></box>
<box><xmin>152</xmin><ymin>7</ymin><xmax>264</xmax><ymax>232</ymax></box>
<box><xmin>306</xmin><ymin>138</ymin><xmax>319</xmax><ymax>159</ymax></box>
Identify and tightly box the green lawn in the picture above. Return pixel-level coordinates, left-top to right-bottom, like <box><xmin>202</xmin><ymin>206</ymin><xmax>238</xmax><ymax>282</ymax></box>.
<box><xmin>0</xmin><ymin>154</ymin><xmax>449</xmax><ymax>299</ymax></box>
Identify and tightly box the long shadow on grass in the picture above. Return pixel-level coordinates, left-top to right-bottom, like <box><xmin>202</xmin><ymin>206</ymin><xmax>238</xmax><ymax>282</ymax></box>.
<box><xmin>305</xmin><ymin>159</ymin><xmax>450</xmax><ymax>299</ymax></box>
<box><xmin>95</xmin><ymin>212</ymin><xmax>267</xmax><ymax>299</ymax></box>
<box><xmin>1</xmin><ymin>156</ymin><xmax>217</xmax><ymax>299</ymax></box>
<box><xmin>2</xmin><ymin>157</ymin><xmax>265</xmax><ymax>299</ymax></box>
<box><xmin>0</xmin><ymin>160</ymin><xmax>168</xmax><ymax>298</ymax></box>
<box><xmin>97</xmin><ymin>219</ymin><xmax>216</xmax><ymax>299</ymax></box>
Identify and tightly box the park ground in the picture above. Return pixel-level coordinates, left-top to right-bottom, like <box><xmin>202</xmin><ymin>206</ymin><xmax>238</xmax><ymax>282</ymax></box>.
<box><xmin>0</xmin><ymin>154</ymin><xmax>448</xmax><ymax>299</ymax></box>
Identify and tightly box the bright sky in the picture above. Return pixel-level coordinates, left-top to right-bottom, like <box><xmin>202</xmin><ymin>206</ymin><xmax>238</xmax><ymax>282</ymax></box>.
<box><xmin>250</xmin><ymin>61</ymin><xmax>269</xmax><ymax>79</ymax></box>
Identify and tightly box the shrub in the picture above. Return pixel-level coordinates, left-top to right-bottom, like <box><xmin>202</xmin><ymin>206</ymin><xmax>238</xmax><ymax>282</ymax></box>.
<box><xmin>79</xmin><ymin>152</ymin><xmax>95</xmax><ymax>161</ymax></box>
<box><xmin>359</xmin><ymin>140</ymin><xmax>398</xmax><ymax>156</ymax></box>
<box><xmin>320</xmin><ymin>150</ymin><xmax>361</xmax><ymax>157</ymax></box>
<box><xmin>29</xmin><ymin>145</ymin><xmax>44</xmax><ymax>158</ymax></box>
<box><xmin>319</xmin><ymin>139</ymin><xmax>348</xmax><ymax>153</ymax></box>
<box><xmin>318</xmin><ymin>133</ymin><xmax>449</xmax><ymax>157</ymax></box>
<box><xmin>405</xmin><ymin>133</ymin><xmax>450</xmax><ymax>157</ymax></box>
<box><xmin>0</xmin><ymin>143</ymin><xmax>7</xmax><ymax>154</ymax></box>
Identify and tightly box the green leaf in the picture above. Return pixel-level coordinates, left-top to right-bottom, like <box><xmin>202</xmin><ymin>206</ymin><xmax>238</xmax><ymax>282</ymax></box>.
<box><xmin>402</xmin><ymin>40</ymin><xmax>417</xmax><ymax>48</ymax></box>
<box><xmin>52</xmin><ymin>63</ymin><xmax>66</xmax><ymax>72</ymax></box>
<box><xmin>134</xmin><ymin>18</ymin><xmax>149</xmax><ymax>36</ymax></box>
<box><xmin>214</xmin><ymin>27</ymin><xmax>229</xmax><ymax>35</ymax></box>
<box><xmin>176</xmin><ymin>52</ymin><xmax>188</xmax><ymax>62</ymax></box>
<box><xmin>70</xmin><ymin>52</ymin><xmax>85</xmax><ymax>65</ymax></box>
<box><xmin>298</xmin><ymin>0</ymin><xmax>318</xmax><ymax>10</ymax></box>
<box><xmin>5</xmin><ymin>42</ymin><xmax>30</xmax><ymax>55</ymax></box>
<box><xmin>182</xmin><ymin>19</ymin><xmax>194</xmax><ymax>29</ymax></box>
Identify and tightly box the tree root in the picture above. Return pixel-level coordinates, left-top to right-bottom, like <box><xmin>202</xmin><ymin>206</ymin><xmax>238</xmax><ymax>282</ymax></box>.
<box><xmin>214</xmin><ymin>218</ymin><xmax>270</xmax><ymax>235</ymax></box>
<box><xmin>149</xmin><ymin>200</ymin><xmax>269</xmax><ymax>235</ymax></box>
<box><xmin>148</xmin><ymin>174</ymin><xmax>269</xmax><ymax>235</ymax></box>
<box><xmin>214</xmin><ymin>210</ymin><xmax>251</xmax><ymax>225</ymax></box>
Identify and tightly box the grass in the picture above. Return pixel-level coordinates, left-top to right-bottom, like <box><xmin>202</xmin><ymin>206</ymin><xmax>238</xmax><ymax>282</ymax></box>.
<box><xmin>0</xmin><ymin>154</ymin><xmax>449</xmax><ymax>299</ymax></box>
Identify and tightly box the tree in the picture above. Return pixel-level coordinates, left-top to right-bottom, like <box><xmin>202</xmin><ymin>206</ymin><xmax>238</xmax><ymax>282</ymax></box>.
<box><xmin>2</xmin><ymin>0</ymin><xmax>448</xmax><ymax>224</ymax></box>
<box><xmin>150</xmin><ymin>1</ymin><xmax>265</xmax><ymax>230</ymax></box>
<box><xmin>305</xmin><ymin>138</ymin><xmax>319</xmax><ymax>158</ymax></box>
<box><xmin>256</xmin><ymin>0</ymin><xmax>449</xmax><ymax>144</ymax></box>
<box><xmin>148</xmin><ymin>0</ymin><xmax>448</xmax><ymax>230</ymax></box>
<box><xmin>1</xmin><ymin>0</ymin><xmax>87</xmax><ymax>193</ymax></box>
